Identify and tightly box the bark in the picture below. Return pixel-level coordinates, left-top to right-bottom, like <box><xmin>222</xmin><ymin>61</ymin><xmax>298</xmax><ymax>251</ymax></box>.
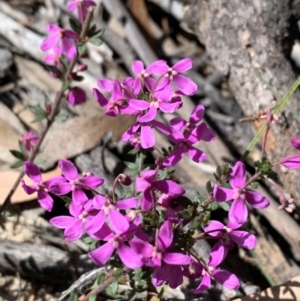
<box><xmin>184</xmin><ymin>0</ymin><xmax>300</xmax><ymax>205</ymax></box>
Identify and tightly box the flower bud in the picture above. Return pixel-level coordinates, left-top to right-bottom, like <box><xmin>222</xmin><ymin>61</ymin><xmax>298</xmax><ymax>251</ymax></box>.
<box><xmin>118</xmin><ymin>173</ymin><xmax>131</xmax><ymax>186</ymax></box>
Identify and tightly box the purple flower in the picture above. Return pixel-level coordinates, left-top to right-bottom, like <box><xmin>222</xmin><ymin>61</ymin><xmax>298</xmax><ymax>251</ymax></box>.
<box><xmin>131</xmin><ymin>60</ymin><xmax>168</xmax><ymax>94</ymax></box>
<box><xmin>44</xmin><ymin>46</ymin><xmax>62</xmax><ymax>69</ymax></box>
<box><xmin>40</xmin><ymin>24</ymin><xmax>78</xmax><ymax>60</ymax></box>
<box><xmin>21</xmin><ymin>132</ymin><xmax>39</xmax><ymax>151</ymax></box>
<box><xmin>203</xmin><ymin>216</ymin><xmax>257</xmax><ymax>250</ymax></box>
<box><xmin>189</xmin><ymin>243</ymin><xmax>240</xmax><ymax>294</ymax></box>
<box><xmin>163</xmin><ymin>124</ymin><xmax>209</xmax><ymax>167</ymax></box>
<box><xmin>279</xmin><ymin>137</ymin><xmax>300</xmax><ymax>168</ymax></box>
<box><xmin>135</xmin><ymin>170</ymin><xmax>185</xmax><ymax>210</ymax></box>
<box><xmin>213</xmin><ymin>161</ymin><xmax>270</xmax><ymax>224</ymax></box>
<box><xmin>88</xmin><ymin>227</ymin><xmax>143</xmax><ymax>269</ymax></box>
<box><xmin>67</xmin><ymin>87</ymin><xmax>87</xmax><ymax>106</ymax></box>
<box><xmin>130</xmin><ymin>221</ymin><xmax>190</xmax><ymax>288</ymax></box>
<box><xmin>49</xmin><ymin>159</ymin><xmax>104</xmax><ymax>205</ymax></box>
<box><xmin>155</xmin><ymin>58</ymin><xmax>198</xmax><ymax>100</ymax></box>
<box><xmin>87</xmin><ymin>195</ymin><xmax>138</xmax><ymax>235</ymax></box>
<box><xmin>50</xmin><ymin>200</ymin><xmax>110</xmax><ymax>241</ymax></box>
<box><xmin>21</xmin><ymin>161</ymin><xmax>65</xmax><ymax>211</ymax></box>
<box><xmin>67</xmin><ymin>0</ymin><xmax>96</xmax><ymax>23</ymax></box>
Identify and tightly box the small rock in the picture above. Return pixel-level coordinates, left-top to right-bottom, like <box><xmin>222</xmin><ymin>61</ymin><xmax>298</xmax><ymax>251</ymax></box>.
<box><xmin>0</xmin><ymin>48</ymin><xmax>13</xmax><ymax>78</ymax></box>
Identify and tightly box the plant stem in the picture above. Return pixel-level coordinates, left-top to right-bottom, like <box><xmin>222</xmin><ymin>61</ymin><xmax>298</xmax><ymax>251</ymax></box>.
<box><xmin>0</xmin><ymin>8</ymin><xmax>95</xmax><ymax>214</ymax></box>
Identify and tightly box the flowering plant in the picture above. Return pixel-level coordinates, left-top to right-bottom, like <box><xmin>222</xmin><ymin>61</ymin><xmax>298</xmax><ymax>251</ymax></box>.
<box><xmin>2</xmin><ymin>1</ymin><xmax>300</xmax><ymax>300</ymax></box>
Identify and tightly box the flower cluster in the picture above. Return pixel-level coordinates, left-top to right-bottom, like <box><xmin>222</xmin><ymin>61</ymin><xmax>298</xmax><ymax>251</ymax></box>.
<box><xmin>20</xmin><ymin>0</ymin><xmax>299</xmax><ymax>296</ymax></box>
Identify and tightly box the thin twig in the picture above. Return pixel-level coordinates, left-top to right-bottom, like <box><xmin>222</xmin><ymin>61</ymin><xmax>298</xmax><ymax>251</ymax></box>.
<box><xmin>0</xmin><ymin>8</ymin><xmax>95</xmax><ymax>214</ymax></box>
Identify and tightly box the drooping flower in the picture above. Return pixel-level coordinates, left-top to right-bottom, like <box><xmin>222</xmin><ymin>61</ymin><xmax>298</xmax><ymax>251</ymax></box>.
<box><xmin>21</xmin><ymin>161</ymin><xmax>65</xmax><ymax>211</ymax></box>
<box><xmin>188</xmin><ymin>243</ymin><xmax>240</xmax><ymax>294</ymax></box>
<box><xmin>40</xmin><ymin>24</ymin><xmax>78</xmax><ymax>60</ymax></box>
<box><xmin>49</xmin><ymin>159</ymin><xmax>104</xmax><ymax>205</ymax></box>
<box><xmin>213</xmin><ymin>161</ymin><xmax>270</xmax><ymax>224</ymax></box>
<box><xmin>135</xmin><ymin>170</ymin><xmax>185</xmax><ymax>210</ymax></box>
<box><xmin>21</xmin><ymin>132</ymin><xmax>39</xmax><ymax>152</ymax></box>
<box><xmin>67</xmin><ymin>0</ymin><xmax>96</xmax><ymax>23</ymax></box>
<box><xmin>203</xmin><ymin>215</ymin><xmax>257</xmax><ymax>250</ymax></box>
<box><xmin>279</xmin><ymin>137</ymin><xmax>300</xmax><ymax>168</ymax></box>
<box><xmin>67</xmin><ymin>87</ymin><xmax>87</xmax><ymax>106</ymax></box>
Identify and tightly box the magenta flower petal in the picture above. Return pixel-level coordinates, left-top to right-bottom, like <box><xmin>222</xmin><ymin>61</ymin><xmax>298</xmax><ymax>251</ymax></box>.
<box><xmin>97</xmin><ymin>78</ymin><xmax>113</xmax><ymax>91</ymax></box>
<box><xmin>129</xmin><ymin>99</ymin><xmax>150</xmax><ymax>110</ymax></box>
<box><xmin>140</xmin><ymin>125</ymin><xmax>155</xmax><ymax>149</ymax></box>
<box><xmin>67</xmin><ymin>87</ymin><xmax>86</xmax><ymax>106</ymax></box>
<box><xmin>72</xmin><ymin>189</ymin><xmax>88</xmax><ymax>205</ymax></box>
<box><xmin>117</xmin><ymin>243</ymin><xmax>142</xmax><ymax>269</ymax></box>
<box><xmin>158</xmin><ymin>220</ymin><xmax>173</xmax><ymax>249</ymax></box>
<box><xmin>130</xmin><ymin>238</ymin><xmax>153</xmax><ymax>257</ymax></box>
<box><xmin>59</xmin><ymin>160</ymin><xmax>78</xmax><ymax>181</ymax></box>
<box><xmin>230</xmin><ymin>161</ymin><xmax>246</xmax><ymax>189</ymax></box>
<box><xmin>152</xmin><ymin>120</ymin><xmax>171</xmax><ymax>136</ymax></box>
<box><xmin>111</xmin><ymin>80</ymin><xmax>123</xmax><ymax>100</ymax></box>
<box><xmin>136</xmin><ymin>177</ymin><xmax>152</xmax><ymax>192</ymax></box>
<box><xmin>280</xmin><ymin>155</ymin><xmax>300</xmax><ymax>168</ymax></box>
<box><xmin>173</xmin><ymin>58</ymin><xmax>193</xmax><ymax>72</ymax></box>
<box><xmin>190</xmin><ymin>104</ymin><xmax>204</xmax><ymax>123</ymax></box>
<box><xmin>133</xmin><ymin>78</ymin><xmax>142</xmax><ymax>95</ymax></box>
<box><xmin>21</xmin><ymin>180</ymin><xmax>36</xmax><ymax>195</ymax></box>
<box><xmin>24</xmin><ymin>161</ymin><xmax>42</xmax><ymax>183</ymax></box>
<box><xmin>163</xmin><ymin>148</ymin><xmax>185</xmax><ymax>167</ymax></box>
<box><xmin>88</xmin><ymin>242</ymin><xmax>114</xmax><ymax>266</ymax></box>
<box><xmin>155</xmin><ymin>78</ymin><xmax>172</xmax><ymax>100</ymax></box>
<box><xmin>43</xmin><ymin>176</ymin><xmax>66</xmax><ymax>188</ymax></box>
<box><xmin>85</xmin><ymin>210</ymin><xmax>105</xmax><ymax>234</ymax></box>
<box><xmin>291</xmin><ymin>137</ymin><xmax>300</xmax><ymax>150</ymax></box>
<box><xmin>213</xmin><ymin>185</ymin><xmax>234</xmax><ymax>202</ymax></box>
<box><xmin>154</xmin><ymin>180</ymin><xmax>185</xmax><ymax>196</ymax></box>
<box><xmin>37</xmin><ymin>190</ymin><xmax>53</xmax><ymax>211</ymax></box>
<box><xmin>132</xmin><ymin>60</ymin><xmax>144</xmax><ymax>74</ymax></box>
<box><xmin>163</xmin><ymin>252</ymin><xmax>190</xmax><ymax>265</ymax></box>
<box><xmin>146</xmin><ymin>60</ymin><xmax>168</xmax><ymax>75</ymax></box>
<box><xmin>67</xmin><ymin>0</ymin><xmax>77</xmax><ymax>11</ymax></box>
<box><xmin>170</xmin><ymin>117</ymin><xmax>186</xmax><ymax>131</ymax></box>
<box><xmin>69</xmin><ymin>202</ymin><xmax>83</xmax><ymax>217</ymax></box>
<box><xmin>90</xmin><ymin>222</ymin><xmax>113</xmax><ymax>241</ymax></box>
<box><xmin>230</xmin><ymin>231</ymin><xmax>257</xmax><ymax>249</ymax></box>
<box><xmin>140</xmin><ymin>169</ymin><xmax>157</xmax><ymax>182</ymax></box>
<box><xmin>64</xmin><ymin>219</ymin><xmax>83</xmax><ymax>241</ymax></box>
<box><xmin>115</xmin><ymin>197</ymin><xmax>138</xmax><ymax>209</ymax></box>
<box><xmin>40</xmin><ymin>35</ymin><xmax>59</xmax><ymax>51</ymax></box>
<box><xmin>80</xmin><ymin>175</ymin><xmax>104</xmax><ymax>188</ymax></box>
<box><xmin>168</xmin><ymin>265</ymin><xmax>184</xmax><ymax>289</ymax></box>
<box><xmin>50</xmin><ymin>216</ymin><xmax>74</xmax><ymax>229</ymax></box>
<box><xmin>191</xmin><ymin>273</ymin><xmax>211</xmax><ymax>294</ymax></box>
<box><xmin>245</xmin><ymin>191</ymin><xmax>270</xmax><ymax>209</ymax></box>
<box><xmin>203</xmin><ymin>220</ymin><xmax>224</xmax><ymax>237</ymax></box>
<box><xmin>108</xmin><ymin>210</ymin><xmax>129</xmax><ymax>234</ymax></box>
<box><xmin>187</xmin><ymin>146</ymin><xmax>206</xmax><ymax>163</ymax></box>
<box><xmin>49</xmin><ymin>182</ymin><xmax>71</xmax><ymax>195</ymax></box>
<box><xmin>141</xmin><ymin>188</ymin><xmax>154</xmax><ymax>211</ymax></box>
<box><xmin>152</xmin><ymin>266</ymin><xmax>169</xmax><ymax>287</ymax></box>
<box><xmin>61</xmin><ymin>38</ymin><xmax>77</xmax><ymax>60</ymax></box>
<box><xmin>93</xmin><ymin>195</ymin><xmax>106</xmax><ymax>209</ymax></box>
<box><xmin>173</xmin><ymin>74</ymin><xmax>197</xmax><ymax>95</ymax></box>
<box><xmin>93</xmin><ymin>88</ymin><xmax>109</xmax><ymax>107</ymax></box>
<box><xmin>229</xmin><ymin>198</ymin><xmax>248</xmax><ymax>225</ymax></box>
<box><xmin>212</xmin><ymin>269</ymin><xmax>240</xmax><ymax>289</ymax></box>
<box><xmin>159</xmin><ymin>101</ymin><xmax>180</xmax><ymax>113</ymax></box>
<box><xmin>46</xmin><ymin>24</ymin><xmax>61</xmax><ymax>33</ymax></box>
<box><xmin>201</xmin><ymin>126</ymin><xmax>215</xmax><ymax>142</ymax></box>
<box><xmin>138</xmin><ymin>106</ymin><xmax>157</xmax><ymax>123</ymax></box>
<box><xmin>209</xmin><ymin>241</ymin><xmax>228</xmax><ymax>267</ymax></box>
<box><xmin>188</xmin><ymin>123</ymin><xmax>207</xmax><ymax>143</ymax></box>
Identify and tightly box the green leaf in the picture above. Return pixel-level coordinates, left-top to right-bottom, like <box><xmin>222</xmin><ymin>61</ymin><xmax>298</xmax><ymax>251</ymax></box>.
<box><xmin>178</xmin><ymin>209</ymin><xmax>192</xmax><ymax>220</ymax></box>
<box><xmin>78</xmin><ymin>43</ymin><xmax>87</xmax><ymax>56</ymax></box>
<box><xmin>82</xmin><ymin>236</ymin><xmax>94</xmax><ymax>244</ymax></box>
<box><xmin>113</xmin><ymin>268</ymin><xmax>123</xmax><ymax>277</ymax></box>
<box><xmin>10</xmin><ymin>160</ymin><xmax>24</xmax><ymax>169</ymax></box>
<box><xmin>18</xmin><ymin>140</ymin><xmax>25</xmax><ymax>153</ymax></box>
<box><xmin>60</xmin><ymin>55</ymin><xmax>69</xmax><ymax>72</ymax></box>
<box><xmin>124</xmin><ymin>161</ymin><xmax>138</xmax><ymax>169</ymax></box>
<box><xmin>208</xmin><ymin>201</ymin><xmax>219</xmax><ymax>211</ymax></box>
<box><xmin>87</xmin><ymin>24</ymin><xmax>97</xmax><ymax>36</ymax></box>
<box><xmin>206</xmin><ymin>180</ymin><xmax>213</xmax><ymax>193</ymax></box>
<box><xmin>128</xmin><ymin>148</ymin><xmax>140</xmax><ymax>155</ymax></box>
<box><xmin>45</xmin><ymin>65</ymin><xmax>62</xmax><ymax>77</ymax></box>
<box><xmin>250</xmin><ymin>181</ymin><xmax>259</xmax><ymax>189</ymax></box>
<box><xmin>44</xmin><ymin>94</ymin><xmax>51</xmax><ymax>105</ymax></box>
<box><xmin>61</xmin><ymin>80</ymin><xmax>70</xmax><ymax>93</ymax></box>
<box><xmin>28</xmin><ymin>104</ymin><xmax>47</xmax><ymax>115</ymax></box>
<box><xmin>91</xmin><ymin>28</ymin><xmax>105</xmax><ymax>39</ymax></box>
<box><xmin>89</xmin><ymin>37</ymin><xmax>103</xmax><ymax>46</ymax></box>
<box><xmin>61</xmin><ymin>196</ymin><xmax>72</xmax><ymax>205</ymax></box>
<box><xmin>70</xmin><ymin>290</ymin><xmax>78</xmax><ymax>301</ymax></box>
<box><xmin>69</xmin><ymin>17</ymin><xmax>82</xmax><ymax>33</ymax></box>
<box><xmin>9</xmin><ymin>150</ymin><xmax>25</xmax><ymax>160</ymax></box>
<box><xmin>96</xmin><ymin>273</ymin><xmax>106</xmax><ymax>285</ymax></box>
<box><xmin>55</xmin><ymin>113</ymin><xmax>69</xmax><ymax>122</ymax></box>
<box><xmin>31</xmin><ymin>114</ymin><xmax>47</xmax><ymax>123</ymax></box>
<box><xmin>34</xmin><ymin>158</ymin><xmax>46</xmax><ymax>167</ymax></box>
<box><xmin>189</xmin><ymin>220</ymin><xmax>200</xmax><ymax>230</ymax></box>
<box><xmin>111</xmin><ymin>281</ymin><xmax>118</xmax><ymax>296</ymax></box>
<box><xmin>218</xmin><ymin>202</ymin><xmax>230</xmax><ymax>211</ymax></box>
<box><xmin>73</xmin><ymin>75</ymin><xmax>85</xmax><ymax>82</ymax></box>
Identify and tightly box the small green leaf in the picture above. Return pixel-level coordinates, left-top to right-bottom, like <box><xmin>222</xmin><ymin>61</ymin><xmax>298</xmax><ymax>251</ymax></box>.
<box><xmin>61</xmin><ymin>80</ymin><xmax>70</xmax><ymax>93</ymax></box>
<box><xmin>87</xmin><ymin>24</ymin><xmax>97</xmax><ymax>36</ymax></box>
<box><xmin>73</xmin><ymin>75</ymin><xmax>85</xmax><ymax>82</ymax></box>
<box><xmin>208</xmin><ymin>201</ymin><xmax>219</xmax><ymax>211</ymax></box>
<box><xmin>28</xmin><ymin>104</ymin><xmax>47</xmax><ymax>115</ymax></box>
<box><xmin>9</xmin><ymin>150</ymin><xmax>25</xmax><ymax>160</ymax></box>
<box><xmin>178</xmin><ymin>209</ymin><xmax>192</xmax><ymax>220</ymax></box>
<box><xmin>55</xmin><ymin>113</ymin><xmax>69</xmax><ymax>122</ymax></box>
<box><xmin>128</xmin><ymin>148</ymin><xmax>140</xmax><ymax>155</ymax></box>
<box><xmin>206</xmin><ymin>180</ymin><xmax>213</xmax><ymax>193</ymax></box>
<box><xmin>82</xmin><ymin>236</ymin><xmax>94</xmax><ymax>244</ymax></box>
<box><xmin>189</xmin><ymin>220</ymin><xmax>200</xmax><ymax>230</ymax></box>
<box><xmin>18</xmin><ymin>140</ymin><xmax>25</xmax><ymax>153</ymax></box>
<box><xmin>10</xmin><ymin>160</ymin><xmax>24</xmax><ymax>169</ymax></box>
<box><xmin>88</xmin><ymin>294</ymin><xmax>97</xmax><ymax>301</ymax></box>
<box><xmin>60</xmin><ymin>55</ymin><xmax>69</xmax><ymax>72</ymax></box>
<box><xmin>78</xmin><ymin>43</ymin><xmax>87</xmax><ymax>56</ymax></box>
<box><xmin>91</xmin><ymin>28</ymin><xmax>105</xmax><ymax>39</ymax></box>
<box><xmin>111</xmin><ymin>281</ymin><xmax>118</xmax><ymax>296</ymax></box>
<box><xmin>61</xmin><ymin>196</ymin><xmax>72</xmax><ymax>205</ymax></box>
<box><xmin>70</xmin><ymin>290</ymin><xmax>78</xmax><ymax>301</ymax></box>
<box><xmin>218</xmin><ymin>202</ymin><xmax>230</xmax><ymax>211</ymax></box>
<box><xmin>31</xmin><ymin>114</ymin><xmax>47</xmax><ymax>123</ymax></box>
<box><xmin>69</xmin><ymin>17</ymin><xmax>82</xmax><ymax>33</ymax></box>
<box><xmin>89</xmin><ymin>37</ymin><xmax>103</xmax><ymax>46</ymax></box>
<box><xmin>44</xmin><ymin>94</ymin><xmax>51</xmax><ymax>105</ymax></box>
<box><xmin>34</xmin><ymin>158</ymin><xmax>46</xmax><ymax>167</ymax></box>
<box><xmin>96</xmin><ymin>273</ymin><xmax>106</xmax><ymax>285</ymax></box>
<box><xmin>250</xmin><ymin>181</ymin><xmax>259</xmax><ymax>189</ymax></box>
<box><xmin>113</xmin><ymin>268</ymin><xmax>123</xmax><ymax>277</ymax></box>
<box><xmin>124</xmin><ymin>161</ymin><xmax>138</xmax><ymax>169</ymax></box>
